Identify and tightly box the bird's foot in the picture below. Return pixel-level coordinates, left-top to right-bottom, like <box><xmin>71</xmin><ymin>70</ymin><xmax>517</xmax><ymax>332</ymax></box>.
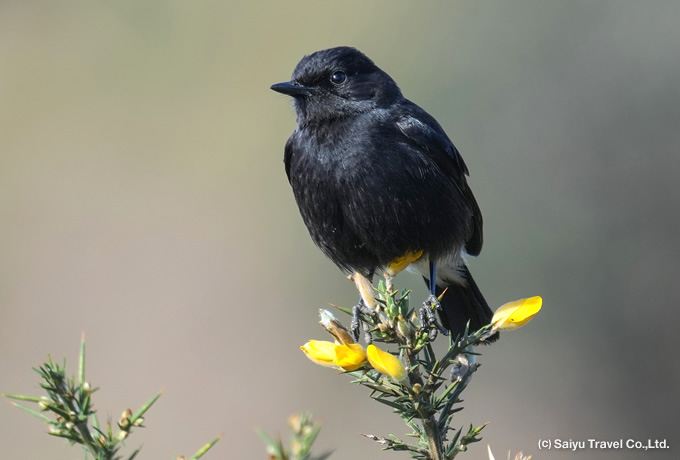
<box><xmin>420</xmin><ymin>294</ymin><xmax>448</xmax><ymax>341</ymax></box>
<box><xmin>351</xmin><ymin>301</ymin><xmax>376</xmax><ymax>344</ymax></box>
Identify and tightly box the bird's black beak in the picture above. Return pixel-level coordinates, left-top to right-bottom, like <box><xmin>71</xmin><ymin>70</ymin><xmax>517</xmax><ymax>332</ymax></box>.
<box><xmin>271</xmin><ymin>81</ymin><xmax>314</xmax><ymax>97</ymax></box>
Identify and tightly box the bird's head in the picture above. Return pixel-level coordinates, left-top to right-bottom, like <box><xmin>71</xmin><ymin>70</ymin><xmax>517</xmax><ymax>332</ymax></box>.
<box><xmin>271</xmin><ymin>47</ymin><xmax>402</xmax><ymax>125</ymax></box>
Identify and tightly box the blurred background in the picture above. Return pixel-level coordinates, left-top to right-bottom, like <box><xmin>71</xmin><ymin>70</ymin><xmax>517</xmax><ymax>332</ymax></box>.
<box><xmin>2</xmin><ymin>1</ymin><xmax>679</xmax><ymax>459</ymax></box>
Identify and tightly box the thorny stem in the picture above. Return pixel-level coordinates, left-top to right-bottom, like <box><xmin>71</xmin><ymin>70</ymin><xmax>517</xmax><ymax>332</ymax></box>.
<box><xmin>390</xmin><ymin>277</ymin><xmax>447</xmax><ymax>460</ymax></box>
<box><xmin>323</xmin><ymin>282</ymin><xmax>510</xmax><ymax>459</ymax></box>
<box><xmin>423</xmin><ymin>418</ymin><xmax>443</xmax><ymax>460</ymax></box>
<box><xmin>404</xmin><ymin>343</ymin><xmax>443</xmax><ymax>460</ymax></box>
<box><xmin>50</xmin><ymin>369</ymin><xmax>100</xmax><ymax>456</ymax></box>
<box><xmin>6</xmin><ymin>338</ymin><xmax>222</xmax><ymax>460</ymax></box>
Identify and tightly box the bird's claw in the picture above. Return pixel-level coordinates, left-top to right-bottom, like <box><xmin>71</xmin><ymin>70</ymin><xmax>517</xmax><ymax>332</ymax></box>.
<box><xmin>351</xmin><ymin>301</ymin><xmax>375</xmax><ymax>343</ymax></box>
<box><xmin>420</xmin><ymin>294</ymin><xmax>448</xmax><ymax>340</ymax></box>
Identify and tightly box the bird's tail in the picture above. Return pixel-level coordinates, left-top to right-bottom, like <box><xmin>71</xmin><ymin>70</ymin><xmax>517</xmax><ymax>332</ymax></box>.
<box><xmin>433</xmin><ymin>265</ymin><xmax>498</xmax><ymax>342</ymax></box>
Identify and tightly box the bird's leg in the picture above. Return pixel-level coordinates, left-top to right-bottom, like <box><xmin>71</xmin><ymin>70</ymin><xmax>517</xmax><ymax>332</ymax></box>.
<box><xmin>351</xmin><ymin>300</ymin><xmax>375</xmax><ymax>344</ymax></box>
<box><xmin>349</xmin><ymin>272</ymin><xmax>377</xmax><ymax>342</ymax></box>
<box><xmin>428</xmin><ymin>258</ymin><xmax>437</xmax><ymax>296</ymax></box>
<box><xmin>420</xmin><ymin>259</ymin><xmax>448</xmax><ymax>338</ymax></box>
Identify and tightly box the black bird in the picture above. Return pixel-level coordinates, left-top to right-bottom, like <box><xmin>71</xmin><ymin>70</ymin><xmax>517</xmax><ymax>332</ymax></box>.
<box><xmin>271</xmin><ymin>46</ymin><xmax>495</xmax><ymax>341</ymax></box>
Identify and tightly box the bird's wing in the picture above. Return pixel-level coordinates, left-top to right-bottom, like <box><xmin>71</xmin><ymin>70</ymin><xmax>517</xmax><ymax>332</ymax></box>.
<box><xmin>396</xmin><ymin>108</ymin><xmax>483</xmax><ymax>256</ymax></box>
<box><xmin>283</xmin><ymin>133</ymin><xmax>295</xmax><ymax>182</ymax></box>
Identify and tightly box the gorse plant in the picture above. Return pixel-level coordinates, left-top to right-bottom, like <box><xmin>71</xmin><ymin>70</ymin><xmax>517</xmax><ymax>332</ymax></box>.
<box><xmin>300</xmin><ymin>281</ymin><xmax>542</xmax><ymax>460</ymax></box>
<box><xmin>3</xmin><ymin>335</ymin><xmax>221</xmax><ymax>460</ymax></box>
<box><xmin>4</xmin><ymin>284</ymin><xmax>540</xmax><ymax>459</ymax></box>
<box><xmin>258</xmin><ymin>413</ymin><xmax>333</xmax><ymax>460</ymax></box>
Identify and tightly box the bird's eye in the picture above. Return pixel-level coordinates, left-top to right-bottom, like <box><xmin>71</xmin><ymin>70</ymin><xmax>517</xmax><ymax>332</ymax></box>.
<box><xmin>330</xmin><ymin>71</ymin><xmax>347</xmax><ymax>85</ymax></box>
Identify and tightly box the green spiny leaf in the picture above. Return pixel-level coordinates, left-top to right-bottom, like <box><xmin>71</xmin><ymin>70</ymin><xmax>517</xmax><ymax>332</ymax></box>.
<box><xmin>9</xmin><ymin>402</ymin><xmax>52</xmax><ymax>422</ymax></box>
<box><xmin>189</xmin><ymin>433</ymin><xmax>223</xmax><ymax>460</ymax></box>
<box><xmin>2</xmin><ymin>393</ymin><xmax>43</xmax><ymax>402</ymax></box>
<box><xmin>129</xmin><ymin>389</ymin><xmax>163</xmax><ymax>424</ymax></box>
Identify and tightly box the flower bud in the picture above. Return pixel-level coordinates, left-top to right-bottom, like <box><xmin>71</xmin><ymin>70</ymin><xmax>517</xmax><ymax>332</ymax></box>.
<box><xmin>350</xmin><ymin>272</ymin><xmax>377</xmax><ymax>309</ymax></box>
<box><xmin>300</xmin><ymin>340</ymin><xmax>337</xmax><ymax>367</ymax></box>
<box><xmin>288</xmin><ymin>414</ymin><xmax>303</xmax><ymax>433</ymax></box>
<box><xmin>319</xmin><ymin>309</ymin><xmax>355</xmax><ymax>345</ymax></box>
<box><xmin>333</xmin><ymin>343</ymin><xmax>367</xmax><ymax>371</ymax></box>
<box><xmin>118</xmin><ymin>408</ymin><xmax>132</xmax><ymax>429</ymax></box>
<box><xmin>396</xmin><ymin>314</ymin><xmax>414</xmax><ymax>339</ymax></box>
<box><xmin>492</xmin><ymin>296</ymin><xmax>542</xmax><ymax>331</ymax></box>
<box><xmin>366</xmin><ymin>344</ymin><xmax>407</xmax><ymax>382</ymax></box>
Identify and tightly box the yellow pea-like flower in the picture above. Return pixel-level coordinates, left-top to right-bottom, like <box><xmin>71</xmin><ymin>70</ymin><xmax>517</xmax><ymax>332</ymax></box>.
<box><xmin>334</xmin><ymin>343</ymin><xmax>367</xmax><ymax>371</ymax></box>
<box><xmin>492</xmin><ymin>296</ymin><xmax>542</xmax><ymax>331</ymax></box>
<box><xmin>300</xmin><ymin>340</ymin><xmax>337</xmax><ymax>367</ymax></box>
<box><xmin>301</xmin><ymin>341</ymin><xmax>367</xmax><ymax>371</ymax></box>
<box><xmin>366</xmin><ymin>344</ymin><xmax>407</xmax><ymax>382</ymax></box>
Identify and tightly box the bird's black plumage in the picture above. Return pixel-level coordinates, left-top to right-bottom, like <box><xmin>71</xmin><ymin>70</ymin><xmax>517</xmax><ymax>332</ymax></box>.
<box><xmin>272</xmin><ymin>46</ymin><xmax>494</xmax><ymax>338</ymax></box>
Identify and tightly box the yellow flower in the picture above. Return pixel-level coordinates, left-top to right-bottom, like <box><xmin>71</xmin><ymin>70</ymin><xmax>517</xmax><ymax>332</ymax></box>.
<box><xmin>366</xmin><ymin>344</ymin><xmax>407</xmax><ymax>382</ymax></box>
<box><xmin>300</xmin><ymin>341</ymin><xmax>367</xmax><ymax>371</ymax></box>
<box><xmin>334</xmin><ymin>343</ymin><xmax>367</xmax><ymax>371</ymax></box>
<box><xmin>492</xmin><ymin>296</ymin><xmax>542</xmax><ymax>331</ymax></box>
<box><xmin>300</xmin><ymin>340</ymin><xmax>337</xmax><ymax>367</ymax></box>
